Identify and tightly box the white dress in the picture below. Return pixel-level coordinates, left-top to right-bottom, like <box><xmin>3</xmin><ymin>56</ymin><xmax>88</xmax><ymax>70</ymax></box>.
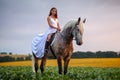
<box><xmin>32</xmin><ymin>18</ymin><xmax>58</xmax><ymax>58</ymax></box>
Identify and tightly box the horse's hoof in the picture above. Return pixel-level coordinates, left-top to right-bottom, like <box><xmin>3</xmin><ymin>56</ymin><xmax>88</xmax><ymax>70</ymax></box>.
<box><xmin>64</xmin><ymin>72</ymin><xmax>67</xmax><ymax>75</ymax></box>
<box><xmin>59</xmin><ymin>72</ymin><xmax>62</xmax><ymax>75</ymax></box>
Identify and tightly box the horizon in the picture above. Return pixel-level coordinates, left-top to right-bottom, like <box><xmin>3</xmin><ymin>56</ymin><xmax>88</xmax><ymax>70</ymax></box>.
<box><xmin>0</xmin><ymin>50</ymin><xmax>119</xmax><ymax>55</ymax></box>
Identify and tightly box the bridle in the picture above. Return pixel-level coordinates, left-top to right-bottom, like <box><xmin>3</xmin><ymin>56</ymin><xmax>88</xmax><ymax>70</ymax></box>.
<box><xmin>59</xmin><ymin>26</ymin><xmax>82</xmax><ymax>41</ymax></box>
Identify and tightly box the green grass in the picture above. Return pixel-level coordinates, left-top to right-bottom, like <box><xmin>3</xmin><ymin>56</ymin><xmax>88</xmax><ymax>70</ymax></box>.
<box><xmin>0</xmin><ymin>66</ymin><xmax>120</xmax><ymax>80</ymax></box>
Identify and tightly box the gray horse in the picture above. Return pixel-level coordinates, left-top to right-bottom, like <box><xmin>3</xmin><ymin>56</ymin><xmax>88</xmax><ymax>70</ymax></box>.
<box><xmin>32</xmin><ymin>17</ymin><xmax>86</xmax><ymax>75</ymax></box>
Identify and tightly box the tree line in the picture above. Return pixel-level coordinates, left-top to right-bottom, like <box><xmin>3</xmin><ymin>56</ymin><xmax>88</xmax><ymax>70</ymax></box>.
<box><xmin>0</xmin><ymin>51</ymin><xmax>120</xmax><ymax>62</ymax></box>
<box><xmin>0</xmin><ymin>52</ymin><xmax>31</xmax><ymax>62</ymax></box>
<box><xmin>47</xmin><ymin>51</ymin><xmax>120</xmax><ymax>59</ymax></box>
<box><xmin>71</xmin><ymin>51</ymin><xmax>120</xmax><ymax>58</ymax></box>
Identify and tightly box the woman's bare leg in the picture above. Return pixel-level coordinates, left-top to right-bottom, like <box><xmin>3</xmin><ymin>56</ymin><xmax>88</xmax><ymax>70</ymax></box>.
<box><xmin>47</xmin><ymin>34</ymin><xmax>52</xmax><ymax>42</ymax></box>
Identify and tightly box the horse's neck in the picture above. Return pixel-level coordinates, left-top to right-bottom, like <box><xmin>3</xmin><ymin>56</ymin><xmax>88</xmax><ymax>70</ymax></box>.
<box><xmin>61</xmin><ymin>27</ymin><xmax>73</xmax><ymax>44</ymax></box>
<box><xmin>60</xmin><ymin>20</ymin><xmax>77</xmax><ymax>44</ymax></box>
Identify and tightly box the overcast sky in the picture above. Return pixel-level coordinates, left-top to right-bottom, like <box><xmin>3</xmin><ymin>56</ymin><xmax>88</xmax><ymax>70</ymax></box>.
<box><xmin>0</xmin><ymin>0</ymin><xmax>120</xmax><ymax>54</ymax></box>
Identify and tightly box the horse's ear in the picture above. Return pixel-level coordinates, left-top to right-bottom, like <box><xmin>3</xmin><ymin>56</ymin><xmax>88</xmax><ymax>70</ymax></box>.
<box><xmin>77</xmin><ymin>17</ymin><xmax>81</xmax><ymax>25</ymax></box>
<box><xmin>83</xmin><ymin>18</ymin><xmax>86</xmax><ymax>23</ymax></box>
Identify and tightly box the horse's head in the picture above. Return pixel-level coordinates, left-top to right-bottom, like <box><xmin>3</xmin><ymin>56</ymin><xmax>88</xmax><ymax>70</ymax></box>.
<box><xmin>72</xmin><ymin>17</ymin><xmax>86</xmax><ymax>45</ymax></box>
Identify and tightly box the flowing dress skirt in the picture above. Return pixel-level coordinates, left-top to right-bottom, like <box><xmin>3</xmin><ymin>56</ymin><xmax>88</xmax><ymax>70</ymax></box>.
<box><xmin>32</xmin><ymin>30</ymin><xmax>51</xmax><ymax>58</ymax></box>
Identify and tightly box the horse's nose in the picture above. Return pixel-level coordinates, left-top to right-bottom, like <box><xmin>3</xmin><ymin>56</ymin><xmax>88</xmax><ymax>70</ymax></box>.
<box><xmin>78</xmin><ymin>41</ymin><xmax>83</xmax><ymax>45</ymax></box>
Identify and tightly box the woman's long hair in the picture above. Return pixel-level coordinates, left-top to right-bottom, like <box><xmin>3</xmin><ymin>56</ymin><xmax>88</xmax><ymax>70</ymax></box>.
<box><xmin>49</xmin><ymin>7</ymin><xmax>58</xmax><ymax>18</ymax></box>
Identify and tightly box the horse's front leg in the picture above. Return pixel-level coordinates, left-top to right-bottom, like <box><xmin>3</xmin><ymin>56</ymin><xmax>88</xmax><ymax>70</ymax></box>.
<box><xmin>40</xmin><ymin>53</ymin><xmax>47</xmax><ymax>73</ymax></box>
<box><xmin>57</xmin><ymin>56</ymin><xmax>62</xmax><ymax>74</ymax></box>
<box><xmin>64</xmin><ymin>55</ymin><xmax>71</xmax><ymax>75</ymax></box>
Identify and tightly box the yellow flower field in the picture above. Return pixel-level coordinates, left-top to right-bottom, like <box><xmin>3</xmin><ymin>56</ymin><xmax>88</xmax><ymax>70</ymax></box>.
<box><xmin>0</xmin><ymin>58</ymin><xmax>120</xmax><ymax>67</ymax></box>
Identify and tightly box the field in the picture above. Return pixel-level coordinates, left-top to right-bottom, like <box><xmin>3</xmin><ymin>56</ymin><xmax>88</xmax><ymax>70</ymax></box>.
<box><xmin>0</xmin><ymin>58</ymin><xmax>120</xmax><ymax>80</ymax></box>
<box><xmin>0</xmin><ymin>58</ymin><xmax>120</xmax><ymax>67</ymax></box>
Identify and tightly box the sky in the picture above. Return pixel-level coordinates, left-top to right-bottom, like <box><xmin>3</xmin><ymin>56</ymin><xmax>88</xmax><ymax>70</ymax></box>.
<box><xmin>0</xmin><ymin>0</ymin><xmax>120</xmax><ymax>54</ymax></box>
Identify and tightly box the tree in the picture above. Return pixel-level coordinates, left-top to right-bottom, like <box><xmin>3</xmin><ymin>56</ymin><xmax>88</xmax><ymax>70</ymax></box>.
<box><xmin>0</xmin><ymin>56</ymin><xmax>15</xmax><ymax>62</ymax></box>
<box><xmin>0</xmin><ymin>52</ymin><xmax>7</xmax><ymax>55</ymax></box>
<box><xmin>9</xmin><ymin>52</ymin><xmax>12</xmax><ymax>55</ymax></box>
<box><xmin>16</xmin><ymin>57</ymin><xmax>24</xmax><ymax>61</ymax></box>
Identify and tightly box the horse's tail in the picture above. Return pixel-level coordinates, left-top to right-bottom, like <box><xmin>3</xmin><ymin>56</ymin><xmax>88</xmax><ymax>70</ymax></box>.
<box><xmin>32</xmin><ymin>52</ymin><xmax>36</xmax><ymax>73</ymax></box>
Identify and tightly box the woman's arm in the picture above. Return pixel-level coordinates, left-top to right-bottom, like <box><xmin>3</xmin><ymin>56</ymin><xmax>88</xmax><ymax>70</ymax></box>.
<box><xmin>47</xmin><ymin>16</ymin><xmax>58</xmax><ymax>29</ymax></box>
<box><xmin>57</xmin><ymin>21</ymin><xmax>61</xmax><ymax>31</ymax></box>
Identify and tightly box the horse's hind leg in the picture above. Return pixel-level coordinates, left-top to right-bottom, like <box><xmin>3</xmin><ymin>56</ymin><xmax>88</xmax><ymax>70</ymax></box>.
<box><xmin>64</xmin><ymin>56</ymin><xmax>70</xmax><ymax>75</ymax></box>
<box><xmin>40</xmin><ymin>53</ymin><xmax>47</xmax><ymax>73</ymax></box>
<box><xmin>32</xmin><ymin>53</ymin><xmax>38</xmax><ymax>73</ymax></box>
<box><xmin>35</xmin><ymin>58</ymin><xmax>38</xmax><ymax>73</ymax></box>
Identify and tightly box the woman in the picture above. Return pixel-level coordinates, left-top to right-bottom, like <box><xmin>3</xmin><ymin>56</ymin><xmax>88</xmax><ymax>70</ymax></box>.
<box><xmin>32</xmin><ymin>7</ymin><xmax>61</xmax><ymax>58</ymax></box>
<box><xmin>47</xmin><ymin>7</ymin><xmax>61</xmax><ymax>41</ymax></box>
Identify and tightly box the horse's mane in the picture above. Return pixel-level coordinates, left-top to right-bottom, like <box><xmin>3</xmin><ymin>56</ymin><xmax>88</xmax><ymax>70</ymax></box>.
<box><xmin>62</xmin><ymin>20</ymin><xmax>77</xmax><ymax>31</ymax></box>
<box><xmin>61</xmin><ymin>20</ymin><xmax>77</xmax><ymax>39</ymax></box>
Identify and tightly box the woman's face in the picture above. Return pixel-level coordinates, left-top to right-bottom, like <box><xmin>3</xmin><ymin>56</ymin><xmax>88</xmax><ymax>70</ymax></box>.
<box><xmin>51</xmin><ymin>9</ymin><xmax>57</xmax><ymax>15</ymax></box>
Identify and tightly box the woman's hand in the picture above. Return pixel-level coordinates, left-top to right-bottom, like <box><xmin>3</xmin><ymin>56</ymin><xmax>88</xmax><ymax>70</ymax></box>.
<box><xmin>57</xmin><ymin>27</ymin><xmax>61</xmax><ymax>31</ymax></box>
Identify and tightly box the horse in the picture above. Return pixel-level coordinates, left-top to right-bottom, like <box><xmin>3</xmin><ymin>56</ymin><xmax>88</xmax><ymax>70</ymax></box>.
<box><xmin>32</xmin><ymin>17</ymin><xmax>86</xmax><ymax>75</ymax></box>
